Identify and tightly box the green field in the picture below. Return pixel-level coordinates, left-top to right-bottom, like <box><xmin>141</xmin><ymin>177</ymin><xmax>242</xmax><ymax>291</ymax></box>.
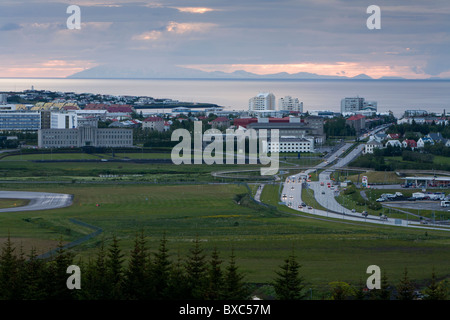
<box><xmin>0</xmin><ymin>198</ymin><xmax>30</xmax><ymax>209</ymax></box>
<box><xmin>1</xmin><ymin>164</ymin><xmax>450</xmax><ymax>298</ymax></box>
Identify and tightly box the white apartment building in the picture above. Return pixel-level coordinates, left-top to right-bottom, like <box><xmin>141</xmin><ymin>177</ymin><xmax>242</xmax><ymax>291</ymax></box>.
<box><xmin>0</xmin><ymin>94</ymin><xmax>7</xmax><ymax>105</ymax></box>
<box><xmin>278</xmin><ymin>96</ymin><xmax>303</xmax><ymax>113</ymax></box>
<box><xmin>51</xmin><ymin>113</ymin><xmax>77</xmax><ymax>129</ymax></box>
<box><xmin>266</xmin><ymin>137</ymin><xmax>314</xmax><ymax>153</ymax></box>
<box><xmin>248</xmin><ymin>93</ymin><xmax>276</xmax><ymax>112</ymax></box>
<box><xmin>341</xmin><ymin>97</ymin><xmax>377</xmax><ymax>114</ymax></box>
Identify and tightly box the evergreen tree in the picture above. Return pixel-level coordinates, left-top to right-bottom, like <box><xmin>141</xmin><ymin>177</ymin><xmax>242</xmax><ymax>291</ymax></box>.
<box><xmin>21</xmin><ymin>248</ymin><xmax>47</xmax><ymax>300</ymax></box>
<box><xmin>124</xmin><ymin>232</ymin><xmax>149</xmax><ymax>299</ymax></box>
<box><xmin>354</xmin><ymin>278</ymin><xmax>367</xmax><ymax>300</ymax></box>
<box><xmin>371</xmin><ymin>272</ymin><xmax>392</xmax><ymax>300</ymax></box>
<box><xmin>105</xmin><ymin>235</ymin><xmax>125</xmax><ymax>299</ymax></box>
<box><xmin>0</xmin><ymin>236</ymin><xmax>20</xmax><ymax>299</ymax></box>
<box><xmin>223</xmin><ymin>249</ymin><xmax>248</xmax><ymax>300</ymax></box>
<box><xmin>396</xmin><ymin>268</ymin><xmax>416</xmax><ymax>300</ymax></box>
<box><xmin>45</xmin><ymin>240</ymin><xmax>75</xmax><ymax>300</ymax></box>
<box><xmin>185</xmin><ymin>236</ymin><xmax>208</xmax><ymax>299</ymax></box>
<box><xmin>273</xmin><ymin>252</ymin><xmax>306</xmax><ymax>300</ymax></box>
<box><xmin>152</xmin><ymin>233</ymin><xmax>172</xmax><ymax>299</ymax></box>
<box><xmin>167</xmin><ymin>251</ymin><xmax>188</xmax><ymax>300</ymax></box>
<box><xmin>423</xmin><ymin>269</ymin><xmax>448</xmax><ymax>300</ymax></box>
<box><xmin>205</xmin><ymin>247</ymin><xmax>224</xmax><ymax>300</ymax></box>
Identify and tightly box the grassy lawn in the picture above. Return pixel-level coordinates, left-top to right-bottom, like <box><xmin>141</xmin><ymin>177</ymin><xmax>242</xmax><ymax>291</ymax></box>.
<box><xmin>0</xmin><ymin>198</ymin><xmax>30</xmax><ymax>209</ymax></box>
<box><xmin>301</xmin><ymin>187</ymin><xmax>328</xmax><ymax>211</ymax></box>
<box><xmin>0</xmin><ymin>181</ymin><xmax>449</xmax><ymax>297</ymax></box>
<box><xmin>345</xmin><ymin>171</ymin><xmax>403</xmax><ymax>184</ymax></box>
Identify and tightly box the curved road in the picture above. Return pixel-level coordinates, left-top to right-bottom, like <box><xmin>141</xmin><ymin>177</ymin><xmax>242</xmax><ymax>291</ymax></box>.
<box><xmin>279</xmin><ymin>136</ymin><xmax>450</xmax><ymax>232</ymax></box>
<box><xmin>0</xmin><ymin>191</ymin><xmax>73</xmax><ymax>212</ymax></box>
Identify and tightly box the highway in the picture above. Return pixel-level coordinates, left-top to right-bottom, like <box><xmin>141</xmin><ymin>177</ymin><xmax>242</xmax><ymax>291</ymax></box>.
<box><xmin>279</xmin><ymin>126</ymin><xmax>450</xmax><ymax>232</ymax></box>
<box><xmin>0</xmin><ymin>191</ymin><xmax>73</xmax><ymax>212</ymax></box>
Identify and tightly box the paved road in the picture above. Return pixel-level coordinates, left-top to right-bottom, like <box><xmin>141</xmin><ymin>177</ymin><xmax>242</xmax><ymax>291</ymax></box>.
<box><xmin>0</xmin><ymin>191</ymin><xmax>73</xmax><ymax>212</ymax></box>
<box><xmin>279</xmin><ymin>134</ymin><xmax>450</xmax><ymax>231</ymax></box>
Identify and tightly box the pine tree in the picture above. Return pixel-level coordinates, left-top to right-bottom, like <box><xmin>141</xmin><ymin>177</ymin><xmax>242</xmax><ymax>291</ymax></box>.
<box><xmin>105</xmin><ymin>235</ymin><xmax>125</xmax><ymax>299</ymax></box>
<box><xmin>152</xmin><ymin>233</ymin><xmax>172</xmax><ymax>299</ymax></box>
<box><xmin>0</xmin><ymin>236</ymin><xmax>20</xmax><ymax>299</ymax></box>
<box><xmin>185</xmin><ymin>236</ymin><xmax>208</xmax><ymax>299</ymax></box>
<box><xmin>205</xmin><ymin>247</ymin><xmax>224</xmax><ymax>300</ymax></box>
<box><xmin>167</xmin><ymin>251</ymin><xmax>188</xmax><ymax>300</ymax></box>
<box><xmin>223</xmin><ymin>249</ymin><xmax>248</xmax><ymax>300</ymax></box>
<box><xmin>273</xmin><ymin>252</ymin><xmax>306</xmax><ymax>300</ymax></box>
<box><xmin>21</xmin><ymin>248</ymin><xmax>47</xmax><ymax>300</ymax></box>
<box><xmin>423</xmin><ymin>269</ymin><xmax>448</xmax><ymax>300</ymax></box>
<box><xmin>371</xmin><ymin>272</ymin><xmax>392</xmax><ymax>300</ymax></box>
<box><xmin>396</xmin><ymin>268</ymin><xmax>416</xmax><ymax>300</ymax></box>
<box><xmin>45</xmin><ymin>240</ymin><xmax>75</xmax><ymax>300</ymax></box>
<box><xmin>124</xmin><ymin>232</ymin><xmax>148</xmax><ymax>299</ymax></box>
<box><xmin>354</xmin><ymin>278</ymin><xmax>367</xmax><ymax>300</ymax></box>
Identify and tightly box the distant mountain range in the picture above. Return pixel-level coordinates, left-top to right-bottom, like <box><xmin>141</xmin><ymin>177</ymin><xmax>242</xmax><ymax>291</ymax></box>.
<box><xmin>67</xmin><ymin>65</ymin><xmax>447</xmax><ymax>80</ymax></box>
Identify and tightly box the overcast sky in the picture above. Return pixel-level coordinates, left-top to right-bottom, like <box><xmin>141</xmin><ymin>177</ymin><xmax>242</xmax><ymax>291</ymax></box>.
<box><xmin>1</xmin><ymin>0</ymin><xmax>450</xmax><ymax>78</ymax></box>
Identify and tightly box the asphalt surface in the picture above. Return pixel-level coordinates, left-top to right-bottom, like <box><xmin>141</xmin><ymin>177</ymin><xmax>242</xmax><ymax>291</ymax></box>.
<box><xmin>0</xmin><ymin>191</ymin><xmax>73</xmax><ymax>212</ymax></box>
<box><xmin>279</xmin><ymin>133</ymin><xmax>450</xmax><ymax>231</ymax></box>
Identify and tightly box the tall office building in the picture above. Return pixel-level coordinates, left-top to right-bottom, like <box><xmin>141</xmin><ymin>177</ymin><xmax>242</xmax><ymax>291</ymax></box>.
<box><xmin>248</xmin><ymin>92</ymin><xmax>276</xmax><ymax>111</ymax></box>
<box><xmin>279</xmin><ymin>96</ymin><xmax>303</xmax><ymax>113</ymax></box>
<box><xmin>0</xmin><ymin>94</ymin><xmax>7</xmax><ymax>105</ymax></box>
<box><xmin>341</xmin><ymin>97</ymin><xmax>377</xmax><ymax>114</ymax></box>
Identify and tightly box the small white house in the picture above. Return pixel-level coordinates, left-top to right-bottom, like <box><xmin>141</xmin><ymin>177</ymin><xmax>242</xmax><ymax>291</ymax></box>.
<box><xmin>385</xmin><ymin>140</ymin><xmax>402</xmax><ymax>148</ymax></box>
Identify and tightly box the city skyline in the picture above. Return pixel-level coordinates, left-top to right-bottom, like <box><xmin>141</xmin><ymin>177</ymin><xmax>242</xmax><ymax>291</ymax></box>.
<box><xmin>0</xmin><ymin>1</ymin><xmax>449</xmax><ymax>79</ymax></box>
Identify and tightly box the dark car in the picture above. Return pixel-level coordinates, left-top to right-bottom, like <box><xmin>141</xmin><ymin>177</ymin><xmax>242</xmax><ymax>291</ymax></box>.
<box><xmin>407</xmin><ymin>197</ymin><xmax>416</xmax><ymax>201</ymax></box>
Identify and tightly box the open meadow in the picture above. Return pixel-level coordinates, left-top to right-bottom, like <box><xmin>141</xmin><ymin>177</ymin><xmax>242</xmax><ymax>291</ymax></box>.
<box><xmin>1</xmin><ymin>179</ymin><xmax>449</xmax><ymax>297</ymax></box>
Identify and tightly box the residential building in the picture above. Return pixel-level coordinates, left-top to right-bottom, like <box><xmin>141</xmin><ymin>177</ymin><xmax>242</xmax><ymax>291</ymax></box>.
<box><xmin>345</xmin><ymin>114</ymin><xmax>366</xmax><ymax>133</ymax></box>
<box><xmin>364</xmin><ymin>140</ymin><xmax>383</xmax><ymax>154</ymax></box>
<box><xmin>142</xmin><ymin>116</ymin><xmax>164</xmax><ymax>132</ymax></box>
<box><xmin>402</xmin><ymin>139</ymin><xmax>417</xmax><ymax>149</ymax></box>
<box><xmin>385</xmin><ymin>140</ymin><xmax>402</xmax><ymax>148</ymax></box>
<box><xmin>341</xmin><ymin>97</ymin><xmax>377</xmax><ymax>114</ymax></box>
<box><xmin>426</xmin><ymin>132</ymin><xmax>445</xmax><ymax>144</ymax></box>
<box><xmin>0</xmin><ymin>94</ymin><xmax>7</xmax><ymax>105</ymax></box>
<box><xmin>266</xmin><ymin>137</ymin><xmax>314</xmax><ymax>153</ymax></box>
<box><xmin>211</xmin><ymin>117</ymin><xmax>230</xmax><ymax>129</ymax></box>
<box><xmin>417</xmin><ymin>137</ymin><xmax>433</xmax><ymax>148</ymax></box>
<box><xmin>278</xmin><ymin>96</ymin><xmax>303</xmax><ymax>113</ymax></box>
<box><xmin>249</xmin><ymin>93</ymin><xmax>276</xmax><ymax>112</ymax></box>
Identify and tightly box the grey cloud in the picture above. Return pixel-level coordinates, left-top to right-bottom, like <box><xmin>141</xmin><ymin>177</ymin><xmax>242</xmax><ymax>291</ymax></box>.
<box><xmin>0</xmin><ymin>23</ymin><xmax>22</xmax><ymax>31</ymax></box>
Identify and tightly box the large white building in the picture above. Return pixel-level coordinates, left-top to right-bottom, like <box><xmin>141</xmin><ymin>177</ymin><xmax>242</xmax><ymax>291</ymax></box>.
<box><xmin>341</xmin><ymin>97</ymin><xmax>377</xmax><ymax>114</ymax></box>
<box><xmin>266</xmin><ymin>137</ymin><xmax>314</xmax><ymax>153</ymax></box>
<box><xmin>278</xmin><ymin>96</ymin><xmax>303</xmax><ymax>113</ymax></box>
<box><xmin>38</xmin><ymin>118</ymin><xmax>133</xmax><ymax>148</ymax></box>
<box><xmin>249</xmin><ymin>93</ymin><xmax>276</xmax><ymax>112</ymax></box>
<box><xmin>0</xmin><ymin>94</ymin><xmax>7</xmax><ymax>105</ymax></box>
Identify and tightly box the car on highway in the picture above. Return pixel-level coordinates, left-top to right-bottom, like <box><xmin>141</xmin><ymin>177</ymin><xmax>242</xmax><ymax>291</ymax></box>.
<box><xmin>282</xmin><ymin>194</ymin><xmax>287</xmax><ymax>199</ymax></box>
<box><xmin>298</xmin><ymin>205</ymin><xmax>303</xmax><ymax>209</ymax></box>
<box><xmin>321</xmin><ymin>191</ymin><xmax>325</xmax><ymax>194</ymax></box>
<box><xmin>362</xmin><ymin>211</ymin><xmax>368</xmax><ymax>217</ymax></box>
<box><xmin>301</xmin><ymin>202</ymin><xmax>306</xmax><ymax>206</ymax></box>
<box><xmin>352</xmin><ymin>209</ymin><xmax>356</xmax><ymax>213</ymax></box>
<box><xmin>320</xmin><ymin>182</ymin><xmax>324</xmax><ymax>186</ymax></box>
<box><xmin>308</xmin><ymin>206</ymin><xmax>312</xmax><ymax>210</ymax></box>
<box><xmin>376</xmin><ymin>198</ymin><xmax>385</xmax><ymax>202</ymax></box>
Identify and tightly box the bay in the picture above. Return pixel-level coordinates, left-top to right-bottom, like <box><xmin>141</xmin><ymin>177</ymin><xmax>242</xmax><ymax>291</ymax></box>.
<box><xmin>1</xmin><ymin>78</ymin><xmax>450</xmax><ymax>117</ymax></box>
